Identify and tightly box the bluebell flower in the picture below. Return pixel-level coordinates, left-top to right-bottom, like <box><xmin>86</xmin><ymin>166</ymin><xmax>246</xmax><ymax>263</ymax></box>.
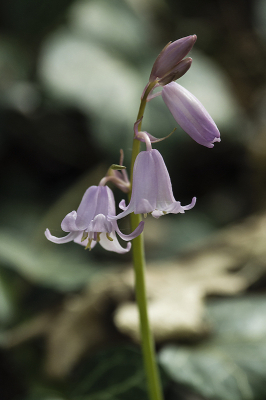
<box><xmin>45</xmin><ymin>185</ymin><xmax>144</xmax><ymax>253</ymax></box>
<box><xmin>162</xmin><ymin>82</ymin><xmax>221</xmax><ymax>148</ymax></box>
<box><xmin>113</xmin><ymin>148</ymin><xmax>196</xmax><ymax>219</ymax></box>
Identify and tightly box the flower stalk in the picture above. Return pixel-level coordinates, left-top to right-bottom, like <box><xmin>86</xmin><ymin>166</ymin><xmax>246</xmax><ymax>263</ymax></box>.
<box><xmin>129</xmin><ymin>83</ymin><xmax>164</xmax><ymax>400</ymax></box>
<box><xmin>130</xmin><ymin>81</ymin><xmax>157</xmax><ymax>179</ymax></box>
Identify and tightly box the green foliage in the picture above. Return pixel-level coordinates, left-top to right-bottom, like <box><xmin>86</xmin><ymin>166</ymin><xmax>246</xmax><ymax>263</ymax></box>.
<box><xmin>21</xmin><ymin>346</ymin><xmax>151</xmax><ymax>400</ymax></box>
<box><xmin>0</xmin><ymin>230</ymin><xmax>97</xmax><ymax>291</ymax></box>
<box><xmin>159</xmin><ymin>296</ymin><xmax>266</xmax><ymax>400</ymax></box>
<box><xmin>68</xmin><ymin>346</ymin><xmax>148</xmax><ymax>400</ymax></box>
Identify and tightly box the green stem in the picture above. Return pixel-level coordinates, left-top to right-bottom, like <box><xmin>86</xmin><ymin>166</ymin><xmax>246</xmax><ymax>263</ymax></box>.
<box><xmin>129</xmin><ymin>82</ymin><xmax>164</xmax><ymax>400</ymax></box>
<box><xmin>129</xmin><ymin>81</ymin><xmax>157</xmax><ymax>180</ymax></box>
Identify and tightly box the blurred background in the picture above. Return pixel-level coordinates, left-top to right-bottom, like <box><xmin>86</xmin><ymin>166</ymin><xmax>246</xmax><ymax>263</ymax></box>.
<box><xmin>1</xmin><ymin>0</ymin><xmax>266</xmax><ymax>399</ymax></box>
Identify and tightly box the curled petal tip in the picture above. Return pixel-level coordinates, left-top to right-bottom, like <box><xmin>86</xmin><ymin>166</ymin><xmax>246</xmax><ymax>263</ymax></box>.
<box><xmin>45</xmin><ymin>228</ymin><xmax>77</xmax><ymax>244</ymax></box>
<box><xmin>184</xmin><ymin>196</ymin><xmax>197</xmax><ymax>210</ymax></box>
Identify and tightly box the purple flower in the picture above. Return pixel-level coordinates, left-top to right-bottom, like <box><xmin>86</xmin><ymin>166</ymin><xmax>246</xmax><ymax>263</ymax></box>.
<box><xmin>149</xmin><ymin>35</ymin><xmax>197</xmax><ymax>82</ymax></box>
<box><xmin>162</xmin><ymin>82</ymin><xmax>220</xmax><ymax>148</ymax></box>
<box><xmin>45</xmin><ymin>185</ymin><xmax>144</xmax><ymax>253</ymax></box>
<box><xmin>113</xmin><ymin>149</ymin><xmax>196</xmax><ymax>219</ymax></box>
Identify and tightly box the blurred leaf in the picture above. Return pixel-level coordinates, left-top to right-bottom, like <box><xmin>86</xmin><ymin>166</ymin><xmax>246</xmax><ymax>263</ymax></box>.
<box><xmin>144</xmin><ymin>211</ymin><xmax>216</xmax><ymax>260</ymax></box>
<box><xmin>0</xmin><ymin>270</ymin><xmax>14</xmax><ymax>324</ymax></box>
<box><xmin>115</xmin><ymin>251</ymin><xmax>248</xmax><ymax>343</ymax></box>
<box><xmin>23</xmin><ymin>387</ymin><xmax>66</xmax><ymax>400</ymax></box>
<box><xmin>25</xmin><ymin>397</ymin><xmax>65</xmax><ymax>400</ymax></box>
<box><xmin>0</xmin><ymin>37</ymin><xmax>29</xmax><ymax>84</ymax></box>
<box><xmin>159</xmin><ymin>296</ymin><xmax>266</xmax><ymax>400</ymax></box>
<box><xmin>0</xmin><ymin>230</ymin><xmax>97</xmax><ymax>291</ymax></box>
<box><xmin>0</xmin><ymin>0</ymin><xmax>75</xmax><ymax>42</ymax></box>
<box><xmin>39</xmin><ymin>29</ymin><xmax>143</xmax><ymax>156</ymax></box>
<box><xmin>69</xmin><ymin>0</ymin><xmax>147</xmax><ymax>55</ymax></box>
<box><xmin>68</xmin><ymin>346</ymin><xmax>149</xmax><ymax>400</ymax></box>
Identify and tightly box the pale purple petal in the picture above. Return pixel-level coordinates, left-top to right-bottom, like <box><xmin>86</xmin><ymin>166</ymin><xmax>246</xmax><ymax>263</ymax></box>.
<box><xmin>134</xmin><ymin>198</ymin><xmax>154</xmax><ymax>214</ymax></box>
<box><xmin>99</xmin><ymin>231</ymin><xmax>131</xmax><ymax>253</ymax></box>
<box><xmin>119</xmin><ymin>199</ymin><xmax>127</xmax><ymax>210</ymax></box>
<box><xmin>152</xmin><ymin>149</ymin><xmax>176</xmax><ymax>208</ymax></box>
<box><xmin>151</xmin><ymin>210</ymin><xmax>164</xmax><ymax>218</ymax></box>
<box><xmin>101</xmin><ymin>186</ymin><xmax>116</xmax><ymax>217</ymax></box>
<box><xmin>75</xmin><ymin>186</ymin><xmax>99</xmax><ymax>229</ymax></box>
<box><xmin>75</xmin><ymin>186</ymin><xmax>116</xmax><ymax>230</ymax></box>
<box><xmin>87</xmin><ymin>213</ymin><xmax>113</xmax><ymax>233</ymax></box>
<box><xmin>165</xmin><ymin>202</ymin><xmax>185</xmax><ymax>214</ymax></box>
<box><xmin>182</xmin><ymin>196</ymin><xmax>197</xmax><ymax>210</ymax></box>
<box><xmin>164</xmin><ymin>196</ymin><xmax>196</xmax><ymax>214</ymax></box>
<box><xmin>45</xmin><ymin>228</ymin><xmax>79</xmax><ymax>244</ymax></box>
<box><xmin>113</xmin><ymin>220</ymin><xmax>145</xmax><ymax>241</ymax></box>
<box><xmin>162</xmin><ymin>82</ymin><xmax>220</xmax><ymax>148</ymax></box>
<box><xmin>130</xmin><ymin>150</ymin><xmax>158</xmax><ymax>214</ymax></box>
<box><xmin>61</xmin><ymin>211</ymin><xmax>78</xmax><ymax>232</ymax></box>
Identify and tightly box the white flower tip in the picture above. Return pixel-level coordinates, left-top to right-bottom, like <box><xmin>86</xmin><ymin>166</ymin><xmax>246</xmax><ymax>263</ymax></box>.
<box><xmin>208</xmin><ymin>136</ymin><xmax>221</xmax><ymax>148</ymax></box>
<box><xmin>44</xmin><ymin>228</ymin><xmax>51</xmax><ymax>239</ymax></box>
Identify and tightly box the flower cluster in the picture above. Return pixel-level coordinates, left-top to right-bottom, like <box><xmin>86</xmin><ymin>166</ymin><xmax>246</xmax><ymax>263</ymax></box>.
<box><xmin>46</xmin><ymin>35</ymin><xmax>220</xmax><ymax>253</ymax></box>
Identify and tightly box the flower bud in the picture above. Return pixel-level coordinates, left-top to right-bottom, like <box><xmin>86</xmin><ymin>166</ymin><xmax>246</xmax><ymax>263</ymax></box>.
<box><xmin>162</xmin><ymin>82</ymin><xmax>220</xmax><ymax>148</ymax></box>
<box><xmin>149</xmin><ymin>35</ymin><xmax>197</xmax><ymax>82</ymax></box>
<box><xmin>158</xmin><ymin>58</ymin><xmax>192</xmax><ymax>86</ymax></box>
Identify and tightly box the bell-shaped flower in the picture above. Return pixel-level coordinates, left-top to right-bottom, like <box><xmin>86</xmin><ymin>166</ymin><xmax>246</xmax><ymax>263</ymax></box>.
<box><xmin>162</xmin><ymin>81</ymin><xmax>220</xmax><ymax>148</ymax></box>
<box><xmin>149</xmin><ymin>35</ymin><xmax>197</xmax><ymax>82</ymax></box>
<box><xmin>45</xmin><ymin>185</ymin><xmax>144</xmax><ymax>253</ymax></box>
<box><xmin>112</xmin><ymin>149</ymin><xmax>196</xmax><ymax>219</ymax></box>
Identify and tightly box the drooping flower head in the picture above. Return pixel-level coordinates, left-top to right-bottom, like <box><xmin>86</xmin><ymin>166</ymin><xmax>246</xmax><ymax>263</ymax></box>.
<box><xmin>45</xmin><ymin>185</ymin><xmax>144</xmax><ymax>253</ymax></box>
<box><xmin>113</xmin><ymin>146</ymin><xmax>196</xmax><ymax>220</ymax></box>
<box><xmin>162</xmin><ymin>82</ymin><xmax>220</xmax><ymax>148</ymax></box>
<box><xmin>146</xmin><ymin>36</ymin><xmax>220</xmax><ymax>149</ymax></box>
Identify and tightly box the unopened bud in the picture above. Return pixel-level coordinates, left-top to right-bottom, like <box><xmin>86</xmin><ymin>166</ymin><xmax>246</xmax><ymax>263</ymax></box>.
<box><xmin>162</xmin><ymin>82</ymin><xmax>221</xmax><ymax>148</ymax></box>
<box><xmin>149</xmin><ymin>35</ymin><xmax>197</xmax><ymax>82</ymax></box>
<box><xmin>159</xmin><ymin>58</ymin><xmax>192</xmax><ymax>85</ymax></box>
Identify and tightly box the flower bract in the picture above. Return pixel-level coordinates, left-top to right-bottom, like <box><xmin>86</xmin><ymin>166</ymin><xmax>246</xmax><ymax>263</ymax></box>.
<box><xmin>45</xmin><ymin>185</ymin><xmax>144</xmax><ymax>253</ymax></box>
